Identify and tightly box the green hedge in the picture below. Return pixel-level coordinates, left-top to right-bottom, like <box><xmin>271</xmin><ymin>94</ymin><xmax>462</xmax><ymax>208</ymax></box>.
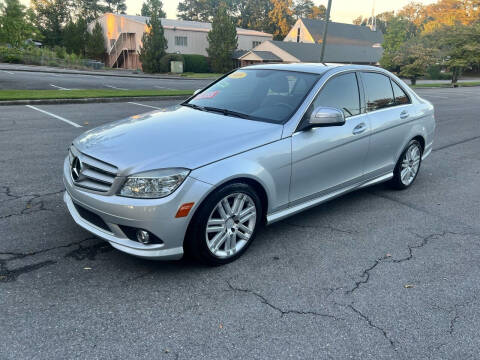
<box><xmin>183</xmin><ymin>54</ymin><xmax>210</xmax><ymax>73</ymax></box>
<box><xmin>0</xmin><ymin>47</ymin><xmax>24</xmax><ymax>63</ymax></box>
<box><xmin>159</xmin><ymin>53</ymin><xmax>185</xmax><ymax>73</ymax></box>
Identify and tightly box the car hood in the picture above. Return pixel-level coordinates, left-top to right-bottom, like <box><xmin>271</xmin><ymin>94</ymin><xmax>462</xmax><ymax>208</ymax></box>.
<box><xmin>73</xmin><ymin>106</ymin><xmax>283</xmax><ymax>176</ymax></box>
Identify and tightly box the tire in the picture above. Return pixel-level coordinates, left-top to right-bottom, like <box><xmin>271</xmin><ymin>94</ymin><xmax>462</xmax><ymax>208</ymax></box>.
<box><xmin>185</xmin><ymin>182</ymin><xmax>263</xmax><ymax>266</ymax></box>
<box><xmin>390</xmin><ymin>139</ymin><xmax>423</xmax><ymax>190</ymax></box>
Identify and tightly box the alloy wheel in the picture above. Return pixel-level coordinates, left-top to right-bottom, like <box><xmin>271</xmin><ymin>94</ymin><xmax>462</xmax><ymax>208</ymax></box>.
<box><xmin>205</xmin><ymin>193</ymin><xmax>257</xmax><ymax>259</ymax></box>
<box><xmin>400</xmin><ymin>143</ymin><xmax>422</xmax><ymax>186</ymax></box>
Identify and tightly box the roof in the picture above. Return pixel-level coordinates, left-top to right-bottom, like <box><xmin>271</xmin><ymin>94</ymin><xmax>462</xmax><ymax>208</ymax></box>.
<box><xmin>233</xmin><ymin>49</ymin><xmax>249</xmax><ymax>59</ymax></box>
<box><xmin>110</xmin><ymin>14</ymin><xmax>272</xmax><ymax>37</ymax></box>
<box><xmin>271</xmin><ymin>41</ymin><xmax>383</xmax><ymax>64</ymax></box>
<box><xmin>250</xmin><ymin>51</ymin><xmax>282</xmax><ymax>61</ymax></box>
<box><xmin>300</xmin><ymin>18</ymin><xmax>384</xmax><ymax>45</ymax></box>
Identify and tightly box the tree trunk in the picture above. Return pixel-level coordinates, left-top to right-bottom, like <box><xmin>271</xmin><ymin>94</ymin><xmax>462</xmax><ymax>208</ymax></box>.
<box><xmin>451</xmin><ymin>67</ymin><xmax>460</xmax><ymax>87</ymax></box>
<box><xmin>410</xmin><ymin>77</ymin><xmax>417</xmax><ymax>86</ymax></box>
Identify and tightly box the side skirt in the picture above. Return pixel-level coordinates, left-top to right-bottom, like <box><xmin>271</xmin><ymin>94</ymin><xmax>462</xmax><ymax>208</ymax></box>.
<box><xmin>266</xmin><ymin>172</ymin><xmax>393</xmax><ymax>225</ymax></box>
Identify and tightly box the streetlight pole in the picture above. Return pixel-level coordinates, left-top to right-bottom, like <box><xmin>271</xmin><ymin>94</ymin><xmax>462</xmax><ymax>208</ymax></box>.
<box><xmin>320</xmin><ymin>0</ymin><xmax>333</xmax><ymax>63</ymax></box>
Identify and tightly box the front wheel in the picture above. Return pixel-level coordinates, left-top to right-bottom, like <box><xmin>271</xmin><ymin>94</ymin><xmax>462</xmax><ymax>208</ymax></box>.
<box><xmin>390</xmin><ymin>139</ymin><xmax>423</xmax><ymax>190</ymax></box>
<box><xmin>185</xmin><ymin>183</ymin><xmax>262</xmax><ymax>266</ymax></box>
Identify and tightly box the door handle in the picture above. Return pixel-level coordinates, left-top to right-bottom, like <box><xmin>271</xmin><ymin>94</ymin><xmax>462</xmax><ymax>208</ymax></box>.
<box><xmin>400</xmin><ymin>110</ymin><xmax>409</xmax><ymax>119</ymax></box>
<box><xmin>352</xmin><ymin>123</ymin><xmax>367</xmax><ymax>135</ymax></box>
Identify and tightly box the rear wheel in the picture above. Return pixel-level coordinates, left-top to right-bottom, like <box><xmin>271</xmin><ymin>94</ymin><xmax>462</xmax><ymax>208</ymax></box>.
<box><xmin>186</xmin><ymin>183</ymin><xmax>262</xmax><ymax>265</ymax></box>
<box><xmin>390</xmin><ymin>139</ymin><xmax>423</xmax><ymax>190</ymax></box>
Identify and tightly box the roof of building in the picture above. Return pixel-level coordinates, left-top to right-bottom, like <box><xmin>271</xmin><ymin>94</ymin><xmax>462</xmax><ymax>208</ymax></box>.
<box><xmin>270</xmin><ymin>40</ymin><xmax>383</xmax><ymax>64</ymax></box>
<box><xmin>300</xmin><ymin>18</ymin><xmax>384</xmax><ymax>45</ymax></box>
<box><xmin>250</xmin><ymin>51</ymin><xmax>282</xmax><ymax>61</ymax></box>
<box><xmin>111</xmin><ymin>14</ymin><xmax>272</xmax><ymax>37</ymax></box>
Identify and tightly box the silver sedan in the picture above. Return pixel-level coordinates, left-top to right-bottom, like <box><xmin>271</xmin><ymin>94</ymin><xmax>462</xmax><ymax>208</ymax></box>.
<box><xmin>63</xmin><ymin>64</ymin><xmax>435</xmax><ymax>265</ymax></box>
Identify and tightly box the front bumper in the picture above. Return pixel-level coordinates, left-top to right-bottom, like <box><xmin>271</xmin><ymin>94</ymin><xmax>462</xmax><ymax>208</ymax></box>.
<box><xmin>63</xmin><ymin>158</ymin><xmax>212</xmax><ymax>260</ymax></box>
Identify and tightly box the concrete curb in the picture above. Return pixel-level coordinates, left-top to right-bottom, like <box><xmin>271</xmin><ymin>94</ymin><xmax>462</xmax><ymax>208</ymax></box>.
<box><xmin>0</xmin><ymin>95</ymin><xmax>190</xmax><ymax>106</ymax></box>
<box><xmin>0</xmin><ymin>66</ymin><xmax>218</xmax><ymax>81</ymax></box>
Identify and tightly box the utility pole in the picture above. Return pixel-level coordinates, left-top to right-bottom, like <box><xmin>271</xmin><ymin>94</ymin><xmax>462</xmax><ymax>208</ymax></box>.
<box><xmin>320</xmin><ymin>0</ymin><xmax>333</xmax><ymax>63</ymax></box>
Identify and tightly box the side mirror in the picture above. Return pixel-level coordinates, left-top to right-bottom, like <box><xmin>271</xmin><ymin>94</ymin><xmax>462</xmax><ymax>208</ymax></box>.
<box><xmin>193</xmin><ymin>89</ymin><xmax>202</xmax><ymax>95</ymax></box>
<box><xmin>307</xmin><ymin>107</ymin><xmax>345</xmax><ymax>128</ymax></box>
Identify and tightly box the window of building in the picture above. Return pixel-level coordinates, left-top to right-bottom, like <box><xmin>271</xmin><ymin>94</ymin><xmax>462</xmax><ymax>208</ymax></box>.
<box><xmin>312</xmin><ymin>73</ymin><xmax>361</xmax><ymax>118</ymax></box>
<box><xmin>362</xmin><ymin>72</ymin><xmax>395</xmax><ymax>112</ymax></box>
<box><xmin>175</xmin><ymin>36</ymin><xmax>188</xmax><ymax>47</ymax></box>
<box><xmin>252</xmin><ymin>41</ymin><xmax>262</xmax><ymax>48</ymax></box>
<box><xmin>297</xmin><ymin>27</ymin><xmax>301</xmax><ymax>43</ymax></box>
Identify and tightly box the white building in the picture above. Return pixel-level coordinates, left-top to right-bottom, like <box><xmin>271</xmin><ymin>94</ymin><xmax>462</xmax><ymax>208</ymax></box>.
<box><xmin>89</xmin><ymin>13</ymin><xmax>273</xmax><ymax>69</ymax></box>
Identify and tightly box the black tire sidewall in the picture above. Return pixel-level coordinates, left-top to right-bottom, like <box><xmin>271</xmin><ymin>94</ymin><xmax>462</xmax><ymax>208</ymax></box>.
<box><xmin>186</xmin><ymin>183</ymin><xmax>263</xmax><ymax>266</ymax></box>
<box><xmin>391</xmin><ymin>139</ymin><xmax>423</xmax><ymax>190</ymax></box>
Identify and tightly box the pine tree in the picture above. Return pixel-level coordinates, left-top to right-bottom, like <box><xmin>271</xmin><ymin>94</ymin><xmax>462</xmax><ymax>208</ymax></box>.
<box><xmin>0</xmin><ymin>0</ymin><xmax>36</xmax><ymax>47</ymax></box>
<box><xmin>141</xmin><ymin>0</ymin><xmax>166</xmax><ymax>18</ymax></box>
<box><xmin>104</xmin><ymin>0</ymin><xmax>127</xmax><ymax>14</ymax></box>
<box><xmin>207</xmin><ymin>6</ymin><xmax>238</xmax><ymax>73</ymax></box>
<box><xmin>85</xmin><ymin>22</ymin><xmax>106</xmax><ymax>60</ymax></box>
<box><xmin>63</xmin><ymin>19</ymin><xmax>88</xmax><ymax>55</ymax></box>
<box><xmin>138</xmin><ymin>6</ymin><xmax>167</xmax><ymax>73</ymax></box>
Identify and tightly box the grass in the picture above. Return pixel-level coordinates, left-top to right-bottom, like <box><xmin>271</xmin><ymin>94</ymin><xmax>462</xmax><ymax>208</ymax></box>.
<box><xmin>412</xmin><ymin>81</ymin><xmax>480</xmax><ymax>88</ymax></box>
<box><xmin>0</xmin><ymin>89</ymin><xmax>194</xmax><ymax>101</ymax></box>
<box><xmin>179</xmin><ymin>72</ymin><xmax>223</xmax><ymax>78</ymax></box>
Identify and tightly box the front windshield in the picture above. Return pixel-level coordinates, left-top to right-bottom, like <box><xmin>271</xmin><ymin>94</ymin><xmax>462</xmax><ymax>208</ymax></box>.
<box><xmin>185</xmin><ymin>69</ymin><xmax>320</xmax><ymax>124</ymax></box>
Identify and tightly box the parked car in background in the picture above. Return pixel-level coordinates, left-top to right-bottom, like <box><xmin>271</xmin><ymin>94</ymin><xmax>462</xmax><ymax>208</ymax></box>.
<box><xmin>63</xmin><ymin>64</ymin><xmax>435</xmax><ymax>265</ymax></box>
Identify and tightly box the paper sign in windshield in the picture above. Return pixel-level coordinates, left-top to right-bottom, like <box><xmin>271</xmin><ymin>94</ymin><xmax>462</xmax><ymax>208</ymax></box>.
<box><xmin>196</xmin><ymin>90</ymin><xmax>219</xmax><ymax>99</ymax></box>
<box><xmin>228</xmin><ymin>71</ymin><xmax>247</xmax><ymax>79</ymax></box>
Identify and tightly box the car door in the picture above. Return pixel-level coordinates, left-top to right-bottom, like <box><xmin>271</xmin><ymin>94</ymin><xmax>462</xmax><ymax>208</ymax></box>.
<box><xmin>290</xmin><ymin>72</ymin><xmax>371</xmax><ymax>204</ymax></box>
<box><xmin>360</xmin><ymin>72</ymin><xmax>414</xmax><ymax>178</ymax></box>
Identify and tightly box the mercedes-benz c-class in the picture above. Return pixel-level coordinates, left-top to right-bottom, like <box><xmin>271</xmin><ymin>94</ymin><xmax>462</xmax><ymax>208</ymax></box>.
<box><xmin>63</xmin><ymin>64</ymin><xmax>435</xmax><ymax>265</ymax></box>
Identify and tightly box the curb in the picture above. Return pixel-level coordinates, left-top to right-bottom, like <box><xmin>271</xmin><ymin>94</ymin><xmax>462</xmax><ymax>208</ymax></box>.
<box><xmin>0</xmin><ymin>66</ymin><xmax>218</xmax><ymax>81</ymax></box>
<box><xmin>0</xmin><ymin>95</ymin><xmax>190</xmax><ymax>106</ymax></box>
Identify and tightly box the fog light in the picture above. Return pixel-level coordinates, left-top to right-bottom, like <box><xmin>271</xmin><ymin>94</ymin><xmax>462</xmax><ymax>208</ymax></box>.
<box><xmin>136</xmin><ymin>230</ymin><xmax>151</xmax><ymax>244</ymax></box>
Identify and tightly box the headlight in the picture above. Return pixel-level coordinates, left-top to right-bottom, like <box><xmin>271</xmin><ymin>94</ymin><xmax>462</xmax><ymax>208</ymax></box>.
<box><xmin>119</xmin><ymin>168</ymin><xmax>190</xmax><ymax>199</ymax></box>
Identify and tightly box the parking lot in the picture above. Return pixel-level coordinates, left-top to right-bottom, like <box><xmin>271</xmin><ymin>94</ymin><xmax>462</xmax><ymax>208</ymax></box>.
<box><xmin>0</xmin><ymin>67</ymin><xmax>213</xmax><ymax>90</ymax></box>
<box><xmin>1</xmin><ymin>87</ymin><xmax>479</xmax><ymax>359</ymax></box>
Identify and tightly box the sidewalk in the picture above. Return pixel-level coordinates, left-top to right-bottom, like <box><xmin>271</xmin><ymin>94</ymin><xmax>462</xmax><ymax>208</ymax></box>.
<box><xmin>0</xmin><ymin>63</ymin><xmax>218</xmax><ymax>81</ymax></box>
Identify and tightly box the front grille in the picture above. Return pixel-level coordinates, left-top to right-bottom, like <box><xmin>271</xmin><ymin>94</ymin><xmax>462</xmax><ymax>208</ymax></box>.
<box><xmin>73</xmin><ymin>203</ymin><xmax>111</xmax><ymax>233</ymax></box>
<box><xmin>69</xmin><ymin>147</ymin><xmax>118</xmax><ymax>193</ymax></box>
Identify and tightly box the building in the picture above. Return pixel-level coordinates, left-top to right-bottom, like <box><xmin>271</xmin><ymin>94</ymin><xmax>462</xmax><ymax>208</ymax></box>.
<box><xmin>237</xmin><ymin>18</ymin><xmax>384</xmax><ymax>67</ymax></box>
<box><xmin>89</xmin><ymin>13</ymin><xmax>273</xmax><ymax>69</ymax></box>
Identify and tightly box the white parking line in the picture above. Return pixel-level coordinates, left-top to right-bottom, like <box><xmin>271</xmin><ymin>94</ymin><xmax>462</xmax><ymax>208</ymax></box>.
<box><xmin>50</xmin><ymin>84</ymin><xmax>71</xmax><ymax>90</ymax></box>
<box><xmin>154</xmin><ymin>85</ymin><xmax>174</xmax><ymax>90</ymax></box>
<box><xmin>128</xmin><ymin>102</ymin><xmax>163</xmax><ymax>110</ymax></box>
<box><xmin>420</xmin><ymin>94</ymin><xmax>450</xmax><ymax>99</ymax></box>
<box><xmin>26</xmin><ymin>105</ymin><xmax>82</xmax><ymax>128</ymax></box>
<box><xmin>1</xmin><ymin>70</ymin><xmax>14</xmax><ymax>75</ymax></box>
<box><xmin>105</xmin><ymin>84</ymin><xmax>128</xmax><ymax>90</ymax></box>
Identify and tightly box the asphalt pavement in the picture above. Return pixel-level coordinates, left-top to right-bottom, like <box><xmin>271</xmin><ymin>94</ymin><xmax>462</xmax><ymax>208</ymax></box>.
<box><xmin>0</xmin><ymin>65</ymin><xmax>214</xmax><ymax>90</ymax></box>
<box><xmin>0</xmin><ymin>87</ymin><xmax>479</xmax><ymax>359</ymax></box>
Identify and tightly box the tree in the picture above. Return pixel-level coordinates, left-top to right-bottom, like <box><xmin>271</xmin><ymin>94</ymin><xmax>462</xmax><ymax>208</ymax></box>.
<box><xmin>236</xmin><ymin>0</ymin><xmax>273</xmax><ymax>32</ymax></box>
<box><xmin>85</xmin><ymin>21</ymin><xmax>106</xmax><ymax>60</ymax></box>
<box><xmin>141</xmin><ymin>0</ymin><xmax>166</xmax><ymax>18</ymax></box>
<box><xmin>392</xmin><ymin>39</ymin><xmax>437</xmax><ymax>85</ymax></box>
<box><xmin>422</xmin><ymin>0</ymin><xmax>480</xmax><ymax>33</ymax></box>
<box><xmin>104</xmin><ymin>0</ymin><xmax>127</xmax><ymax>14</ymax></box>
<box><xmin>74</xmin><ymin>0</ymin><xmax>108</xmax><ymax>23</ymax></box>
<box><xmin>293</xmin><ymin>0</ymin><xmax>325</xmax><ymax>20</ymax></box>
<box><xmin>31</xmin><ymin>0</ymin><xmax>71</xmax><ymax>47</ymax></box>
<box><xmin>207</xmin><ymin>6</ymin><xmax>238</xmax><ymax>73</ymax></box>
<box><xmin>138</xmin><ymin>4</ymin><xmax>167</xmax><ymax>73</ymax></box>
<box><xmin>351</xmin><ymin>11</ymin><xmax>394</xmax><ymax>34</ymax></box>
<box><xmin>177</xmin><ymin>0</ymin><xmax>240</xmax><ymax>22</ymax></box>
<box><xmin>424</xmin><ymin>23</ymin><xmax>480</xmax><ymax>84</ymax></box>
<box><xmin>380</xmin><ymin>16</ymin><xmax>417</xmax><ymax>70</ymax></box>
<box><xmin>0</xmin><ymin>0</ymin><xmax>36</xmax><ymax>47</ymax></box>
<box><xmin>63</xmin><ymin>18</ymin><xmax>88</xmax><ymax>55</ymax></box>
<box><xmin>268</xmin><ymin>0</ymin><xmax>294</xmax><ymax>40</ymax></box>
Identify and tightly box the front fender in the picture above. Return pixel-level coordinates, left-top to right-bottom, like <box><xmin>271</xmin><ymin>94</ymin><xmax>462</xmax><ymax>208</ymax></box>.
<box><xmin>189</xmin><ymin>138</ymin><xmax>292</xmax><ymax>214</ymax></box>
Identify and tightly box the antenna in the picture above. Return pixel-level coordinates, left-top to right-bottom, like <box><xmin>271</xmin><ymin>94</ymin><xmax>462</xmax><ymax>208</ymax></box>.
<box><xmin>370</xmin><ymin>0</ymin><xmax>377</xmax><ymax>31</ymax></box>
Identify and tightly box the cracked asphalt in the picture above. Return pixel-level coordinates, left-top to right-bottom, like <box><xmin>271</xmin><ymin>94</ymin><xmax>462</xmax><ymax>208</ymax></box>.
<box><xmin>1</xmin><ymin>87</ymin><xmax>479</xmax><ymax>359</ymax></box>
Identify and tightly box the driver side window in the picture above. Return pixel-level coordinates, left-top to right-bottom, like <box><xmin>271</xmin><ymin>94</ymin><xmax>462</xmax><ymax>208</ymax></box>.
<box><xmin>312</xmin><ymin>73</ymin><xmax>361</xmax><ymax>118</ymax></box>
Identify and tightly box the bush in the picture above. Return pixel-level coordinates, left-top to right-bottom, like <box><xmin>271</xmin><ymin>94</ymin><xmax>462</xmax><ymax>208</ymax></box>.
<box><xmin>159</xmin><ymin>53</ymin><xmax>185</xmax><ymax>73</ymax></box>
<box><xmin>425</xmin><ymin>66</ymin><xmax>452</xmax><ymax>80</ymax></box>
<box><xmin>183</xmin><ymin>54</ymin><xmax>210</xmax><ymax>73</ymax></box>
<box><xmin>0</xmin><ymin>47</ymin><xmax>24</xmax><ymax>63</ymax></box>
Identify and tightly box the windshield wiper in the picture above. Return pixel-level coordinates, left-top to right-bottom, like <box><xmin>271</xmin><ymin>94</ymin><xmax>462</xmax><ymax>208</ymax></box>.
<box><xmin>181</xmin><ymin>103</ymin><xmax>206</xmax><ymax>112</ymax></box>
<box><xmin>203</xmin><ymin>106</ymin><xmax>252</xmax><ymax>119</ymax></box>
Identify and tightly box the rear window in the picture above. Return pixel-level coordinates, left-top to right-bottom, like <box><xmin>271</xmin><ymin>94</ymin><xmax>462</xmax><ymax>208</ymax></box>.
<box><xmin>362</xmin><ymin>72</ymin><xmax>395</xmax><ymax>112</ymax></box>
<box><xmin>392</xmin><ymin>81</ymin><xmax>410</xmax><ymax>105</ymax></box>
